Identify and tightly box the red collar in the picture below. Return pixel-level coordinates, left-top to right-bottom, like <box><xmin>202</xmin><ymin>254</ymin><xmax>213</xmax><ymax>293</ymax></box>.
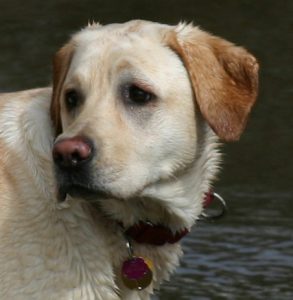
<box><xmin>124</xmin><ymin>221</ymin><xmax>189</xmax><ymax>246</ymax></box>
<box><xmin>122</xmin><ymin>191</ymin><xmax>224</xmax><ymax>246</ymax></box>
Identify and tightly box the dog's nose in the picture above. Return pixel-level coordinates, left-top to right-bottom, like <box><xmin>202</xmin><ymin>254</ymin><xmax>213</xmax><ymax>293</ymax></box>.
<box><xmin>52</xmin><ymin>136</ymin><xmax>93</xmax><ymax>168</ymax></box>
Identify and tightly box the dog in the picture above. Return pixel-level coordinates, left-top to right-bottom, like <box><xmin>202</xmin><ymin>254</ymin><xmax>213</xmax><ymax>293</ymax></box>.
<box><xmin>0</xmin><ymin>20</ymin><xmax>258</xmax><ymax>299</ymax></box>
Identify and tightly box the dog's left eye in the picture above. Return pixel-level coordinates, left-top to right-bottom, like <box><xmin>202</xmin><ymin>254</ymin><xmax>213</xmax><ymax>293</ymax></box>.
<box><xmin>64</xmin><ymin>89</ymin><xmax>81</xmax><ymax>111</ymax></box>
<box><xmin>123</xmin><ymin>84</ymin><xmax>155</xmax><ymax>106</ymax></box>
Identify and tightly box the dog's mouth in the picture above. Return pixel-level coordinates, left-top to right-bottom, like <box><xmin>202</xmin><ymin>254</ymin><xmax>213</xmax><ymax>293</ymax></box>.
<box><xmin>57</xmin><ymin>184</ymin><xmax>114</xmax><ymax>202</ymax></box>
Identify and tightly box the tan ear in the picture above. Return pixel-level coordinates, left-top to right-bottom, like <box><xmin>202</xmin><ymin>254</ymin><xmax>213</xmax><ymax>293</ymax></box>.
<box><xmin>166</xmin><ymin>25</ymin><xmax>259</xmax><ymax>141</ymax></box>
<box><xmin>50</xmin><ymin>42</ymin><xmax>75</xmax><ymax>136</ymax></box>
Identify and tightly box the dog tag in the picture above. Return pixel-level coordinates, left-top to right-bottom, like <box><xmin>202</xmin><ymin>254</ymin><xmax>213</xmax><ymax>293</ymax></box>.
<box><xmin>121</xmin><ymin>256</ymin><xmax>153</xmax><ymax>290</ymax></box>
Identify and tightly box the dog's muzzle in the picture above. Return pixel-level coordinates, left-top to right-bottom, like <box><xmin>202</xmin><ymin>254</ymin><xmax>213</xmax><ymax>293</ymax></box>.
<box><xmin>52</xmin><ymin>136</ymin><xmax>96</xmax><ymax>200</ymax></box>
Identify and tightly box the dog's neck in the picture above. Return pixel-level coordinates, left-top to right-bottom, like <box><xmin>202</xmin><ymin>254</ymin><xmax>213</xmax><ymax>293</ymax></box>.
<box><xmin>98</xmin><ymin>126</ymin><xmax>221</xmax><ymax>232</ymax></box>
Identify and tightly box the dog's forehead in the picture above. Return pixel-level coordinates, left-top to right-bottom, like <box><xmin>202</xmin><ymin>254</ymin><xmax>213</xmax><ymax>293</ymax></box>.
<box><xmin>67</xmin><ymin>20</ymin><xmax>183</xmax><ymax>84</ymax></box>
<box><xmin>70</xmin><ymin>20</ymin><xmax>173</xmax><ymax>63</ymax></box>
<box><xmin>74</xmin><ymin>20</ymin><xmax>171</xmax><ymax>45</ymax></box>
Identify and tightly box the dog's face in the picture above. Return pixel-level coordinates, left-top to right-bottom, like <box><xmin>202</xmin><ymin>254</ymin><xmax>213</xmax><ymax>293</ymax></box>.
<box><xmin>51</xmin><ymin>20</ymin><xmax>258</xmax><ymax>206</ymax></box>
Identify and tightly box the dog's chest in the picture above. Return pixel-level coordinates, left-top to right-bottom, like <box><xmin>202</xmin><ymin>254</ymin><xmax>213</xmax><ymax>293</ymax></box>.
<box><xmin>0</xmin><ymin>198</ymin><xmax>180</xmax><ymax>300</ymax></box>
<box><xmin>0</xmin><ymin>200</ymin><xmax>122</xmax><ymax>299</ymax></box>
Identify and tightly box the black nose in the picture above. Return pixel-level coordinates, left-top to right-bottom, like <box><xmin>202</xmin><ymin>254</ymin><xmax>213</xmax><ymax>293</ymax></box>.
<box><xmin>52</xmin><ymin>136</ymin><xmax>93</xmax><ymax>168</ymax></box>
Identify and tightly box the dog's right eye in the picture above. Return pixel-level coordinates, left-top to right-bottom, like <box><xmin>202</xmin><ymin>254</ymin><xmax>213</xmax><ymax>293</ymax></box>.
<box><xmin>64</xmin><ymin>90</ymin><xmax>81</xmax><ymax>111</ymax></box>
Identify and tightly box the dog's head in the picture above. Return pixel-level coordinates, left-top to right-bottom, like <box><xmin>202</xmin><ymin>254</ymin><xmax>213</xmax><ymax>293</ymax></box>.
<box><xmin>51</xmin><ymin>20</ymin><xmax>258</xmax><ymax>226</ymax></box>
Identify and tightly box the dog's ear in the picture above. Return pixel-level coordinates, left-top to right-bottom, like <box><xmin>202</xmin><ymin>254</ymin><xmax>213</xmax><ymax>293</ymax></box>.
<box><xmin>165</xmin><ymin>24</ymin><xmax>259</xmax><ymax>141</ymax></box>
<box><xmin>50</xmin><ymin>42</ymin><xmax>75</xmax><ymax>136</ymax></box>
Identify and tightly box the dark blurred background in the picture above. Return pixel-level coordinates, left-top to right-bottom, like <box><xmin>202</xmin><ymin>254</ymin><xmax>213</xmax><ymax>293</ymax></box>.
<box><xmin>1</xmin><ymin>1</ymin><xmax>292</xmax><ymax>299</ymax></box>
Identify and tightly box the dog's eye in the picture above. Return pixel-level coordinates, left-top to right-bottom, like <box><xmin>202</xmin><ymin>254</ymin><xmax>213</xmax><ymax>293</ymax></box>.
<box><xmin>64</xmin><ymin>90</ymin><xmax>81</xmax><ymax>110</ymax></box>
<box><xmin>124</xmin><ymin>84</ymin><xmax>155</xmax><ymax>105</ymax></box>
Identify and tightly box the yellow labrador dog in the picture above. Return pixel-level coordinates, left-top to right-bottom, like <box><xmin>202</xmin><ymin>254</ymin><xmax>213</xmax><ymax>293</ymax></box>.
<box><xmin>0</xmin><ymin>20</ymin><xmax>258</xmax><ymax>299</ymax></box>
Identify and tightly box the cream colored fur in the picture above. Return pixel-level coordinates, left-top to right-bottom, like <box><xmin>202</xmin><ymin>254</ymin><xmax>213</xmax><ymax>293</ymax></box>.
<box><xmin>0</xmin><ymin>20</ymin><xmax>258</xmax><ymax>299</ymax></box>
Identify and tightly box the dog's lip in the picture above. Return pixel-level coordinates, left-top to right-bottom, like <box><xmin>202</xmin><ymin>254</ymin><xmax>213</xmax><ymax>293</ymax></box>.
<box><xmin>57</xmin><ymin>184</ymin><xmax>114</xmax><ymax>202</ymax></box>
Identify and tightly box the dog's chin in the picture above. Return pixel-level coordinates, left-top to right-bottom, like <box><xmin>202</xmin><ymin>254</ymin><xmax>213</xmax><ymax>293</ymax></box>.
<box><xmin>58</xmin><ymin>184</ymin><xmax>114</xmax><ymax>202</ymax></box>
